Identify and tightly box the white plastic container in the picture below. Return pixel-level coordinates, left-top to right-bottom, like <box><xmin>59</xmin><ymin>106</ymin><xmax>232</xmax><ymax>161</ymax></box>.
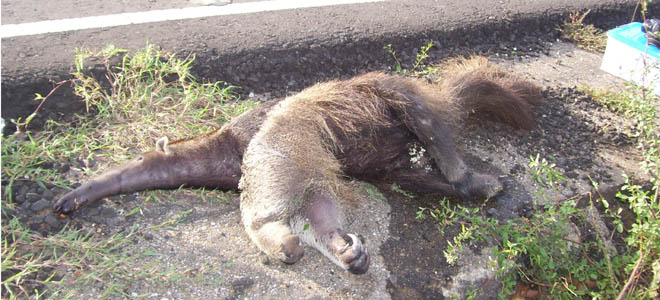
<box><xmin>601</xmin><ymin>22</ymin><xmax>660</xmax><ymax>95</ymax></box>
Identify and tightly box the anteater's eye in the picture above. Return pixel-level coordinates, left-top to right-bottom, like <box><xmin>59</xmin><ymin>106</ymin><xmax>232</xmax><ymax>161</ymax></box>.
<box><xmin>136</xmin><ymin>156</ymin><xmax>144</xmax><ymax>162</ymax></box>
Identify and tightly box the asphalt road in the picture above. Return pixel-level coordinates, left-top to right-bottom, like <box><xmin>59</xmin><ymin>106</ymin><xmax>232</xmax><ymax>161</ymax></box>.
<box><xmin>0</xmin><ymin>0</ymin><xmax>654</xmax><ymax>130</ymax></box>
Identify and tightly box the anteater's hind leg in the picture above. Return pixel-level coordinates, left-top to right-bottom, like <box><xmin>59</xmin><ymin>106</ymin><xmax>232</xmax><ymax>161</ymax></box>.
<box><xmin>293</xmin><ymin>188</ymin><xmax>369</xmax><ymax>274</ymax></box>
<box><xmin>242</xmin><ymin>216</ymin><xmax>305</xmax><ymax>265</ymax></box>
<box><xmin>384</xmin><ymin>168</ymin><xmax>457</xmax><ymax>195</ymax></box>
<box><xmin>400</xmin><ymin>99</ymin><xmax>502</xmax><ymax>198</ymax></box>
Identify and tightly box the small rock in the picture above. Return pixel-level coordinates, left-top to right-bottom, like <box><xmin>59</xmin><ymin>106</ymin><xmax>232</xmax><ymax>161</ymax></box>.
<box><xmin>18</xmin><ymin>184</ymin><xmax>29</xmax><ymax>196</ymax></box>
<box><xmin>20</xmin><ymin>201</ymin><xmax>32</xmax><ymax>211</ymax></box>
<box><xmin>487</xmin><ymin>208</ymin><xmax>498</xmax><ymax>217</ymax></box>
<box><xmin>106</xmin><ymin>218</ymin><xmax>119</xmax><ymax>227</ymax></box>
<box><xmin>14</xmin><ymin>194</ymin><xmax>27</xmax><ymax>204</ymax></box>
<box><xmin>231</xmin><ymin>277</ymin><xmax>255</xmax><ymax>293</ymax></box>
<box><xmin>86</xmin><ymin>158</ymin><xmax>96</xmax><ymax>169</ymax></box>
<box><xmin>89</xmin><ymin>215</ymin><xmax>105</xmax><ymax>224</ymax></box>
<box><xmin>87</xmin><ymin>207</ymin><xmax>101</xmax><ymax>216</ymax></box>
<box><xmin>2</xmin><ymin>207</ymin><xmax>17</xmax><ymax>220</ymax></box>
<box><xmin>122</xmin><ymin>194</ymin><xmax>137</xmax><ymax>202</ymax></box>
<box><xmin>30</xmin><ymin>199</ymin><xmax>51</xmax><ymax>212</ymax></box>
<box><xmin>29</xmin><ymin>222</ymin><xmax>42</xmax><ymax>232</ymax></box>
<box><xmin>26</xmin><ymin>192</ymin><xmax>41</xmax><ymax>202</ymax></box>
<box><xmin>30</xmin><ymin>215</ymin><xmax>44</xmax><ymax>225</ymax></box>
<box><xmin>421</xmin><ymin>232</ymin><xmax>432</xmax><ymax>242</ymax></box>
<box><xmin>556</xmin><ymin>157</ymin><xmax>568</xmax><ymax>166</ymax></box>
<box><xmin>605</xmin><ymin>221</ymin><xmax>614</xmax><ymax>231</ymax></box>
<box><xmin>100</xmin><ymin>207</ymin><xmax>117</xmax><ymax>218</ymax></box>
<box><xmin>44</xmin><ymin>214</ymin><xmax>61</xmax><ymax>229</ymax></box>
<box><xmin>57</xmin><ymin>163</ymin><xmax>70</xmax><ymax>173</ymax></box>
<box><xmin>37</xmin><ymin>162</ymin><xmax>54</xmax><ymax>170</ymax></box>
<box><xmin>143</xmin><ymin>232</ymin><xmax>154</xmax><ymax>240</ymax></box>
<box><xmin>41</xmin><ymin>189</ymin><xmax>54</xmax><ymax>199</ymax></box>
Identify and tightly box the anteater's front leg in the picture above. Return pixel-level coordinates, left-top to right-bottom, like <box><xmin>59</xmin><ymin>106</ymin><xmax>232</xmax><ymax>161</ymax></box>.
<box><xmin>402</xmin><ymin>99</ymin><xmax>502</xmax><ymax>199</ymax></box>
<box><xmin>53</xmin><ymin>131</ymin><xmax>244</xmax><ymax>214</ymax></box>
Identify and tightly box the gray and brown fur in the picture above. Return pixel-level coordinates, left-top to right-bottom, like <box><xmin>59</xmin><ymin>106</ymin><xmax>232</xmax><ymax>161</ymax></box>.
<box><xmin>53</xmin><ymin>57</ymin><xmax>541</xmax><ymax>275</ymax></box>
<box><xmin>238</xmin><ymin>57</ymin><xmax>540</xmax><ymax>273</ymax></box>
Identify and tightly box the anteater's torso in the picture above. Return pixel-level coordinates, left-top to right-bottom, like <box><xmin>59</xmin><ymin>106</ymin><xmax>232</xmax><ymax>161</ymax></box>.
<box><xmin>331</xmin><ymin>115</ymin><xmax>425</xmax><ymax>182</ymax></box>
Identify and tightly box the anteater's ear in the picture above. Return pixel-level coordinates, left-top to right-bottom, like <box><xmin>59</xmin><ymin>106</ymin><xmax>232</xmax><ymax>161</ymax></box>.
<box><xmin>155</xmin><ymin>136</ymin><xmax>170</xmax><ymax>154</ymax></box>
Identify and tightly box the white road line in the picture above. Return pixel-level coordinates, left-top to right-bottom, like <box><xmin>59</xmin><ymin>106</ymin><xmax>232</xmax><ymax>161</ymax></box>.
<box><xmin>1</xmin><ymin>0</ymin><xmax>386</xmax><ymax>38</ymax></box>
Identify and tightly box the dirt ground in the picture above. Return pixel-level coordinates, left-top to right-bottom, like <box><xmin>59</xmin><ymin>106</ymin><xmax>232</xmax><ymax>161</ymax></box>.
<box><xmin>2</xmin><ymin>39</ymin><xmax>647</xmax><ymax>299</ymax></box>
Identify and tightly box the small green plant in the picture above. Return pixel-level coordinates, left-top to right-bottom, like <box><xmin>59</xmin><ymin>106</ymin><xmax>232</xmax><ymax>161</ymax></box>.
<box><xmin>526</xmin><ymin>153</ymin><xmax>566</xmax><ymax>208</ymax></box>
<box><xmin>391</xmin><ymin>183</ymin><xmax>415</xmax><ymax>199</ymax></box>
<box><xmin>583</xmin><ymin>76</ymin><xmax>659</xmax><ymax>297</ymax></box>
<box><xmin>528</xmin><ymin>154</ymin><xmax>565</xmax><ymax>188</ymax></box>
<box><xmin>1</xmin><ymin>217</ymin><xmax>191</xmax><ymax>299</ymax></box>
<box><xmin>559</xmin><ymin>10</ymin><xmax>607</xmax><ymax>52</ymax></box>
<box><xmin>361</xmin><ymin>182</ymin><xmax>385</xmax><ymax>202</ymax></box>
<box><xmin>443</xmin><ymin>222</ymin><xmax>479</xmax><ymax>265</ymax></box>
<box><xmin>384</xmin><ymin>42</ymin><xmax>438</xmax><ymax>76</ymax></box>
<box><xmin>415</xmin><ymin>149</ymin><xmax>657</xmax><ymax>298</ymax></box>
<box><xmin>415</xmin><ymin>197</ymin><xmax>459</xmax><ymax>235</ymax></box>
<box><xmin>1</xmin><ymin>43</ymin><xmax>255</xmax><ymax>298</ymax></box>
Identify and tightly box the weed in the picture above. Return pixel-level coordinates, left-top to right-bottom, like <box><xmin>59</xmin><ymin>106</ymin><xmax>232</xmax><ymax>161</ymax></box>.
<box><xmin>528</xmin><ymin>154</ymin><xmax>565</xmax><ymax>190</ymax></box>
<box><xmin>384</xmin><ymin>41</ymin><xmax>438</xmax><ymax>76</ymax></box>
<box><xmin>415</xmin><ymin>198</ymin><xmax>459</xmax><ymax>235</ymax></box>
<box><xmin>361</xmin><ymin>182</ymin><xmax>385</xmax><ymax>203</ymax></box>
<box><xmin>1</xmin><ymin>43</ymin><xmax>254</xmax><ymax>298</ymax></box>
<box><xmin>528</xmin><ymin>153</ymin><xmax>566</xmax><ymax>204</ymax></box>
<box><xmin>559</xmin><ymin>10</ymin><xmax>607</xmax><ymax>52</ymax></box>
<box><xmin>415</xmin><ymin>147</ymin><xmax>657</xmax><ymax>298</ymax></box>
<box><xmin>584</xmin><ymin>76</ymin><xmax>659</xmax><ymax>298</ymax></box>
<box><xmin>391</xmin><ymin>183</ymin><xmax>415</xmax><ymax>199</ymax></box>
<box><xmin>1</xmin><ymin>218</ymin><xmax>187</xmax><ymax>298</ymax></box>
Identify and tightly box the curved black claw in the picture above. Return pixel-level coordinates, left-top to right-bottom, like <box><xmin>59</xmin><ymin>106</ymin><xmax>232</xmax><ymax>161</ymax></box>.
<box><xmin>52</xmin><ymin>191</ymin><xmax>85</xmax><ymax>214</ymax></box>
<box><xmin>338</xmin><ymin>233</ymin><xmax>370</xmax><ymax>274</ymax></box>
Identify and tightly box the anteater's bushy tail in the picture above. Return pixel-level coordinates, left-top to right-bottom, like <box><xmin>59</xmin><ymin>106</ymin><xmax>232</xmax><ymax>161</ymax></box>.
<box><xmin>438</xmin><ymin>56</ymin><xmax>542</xmax><ymax>130</ymax></box>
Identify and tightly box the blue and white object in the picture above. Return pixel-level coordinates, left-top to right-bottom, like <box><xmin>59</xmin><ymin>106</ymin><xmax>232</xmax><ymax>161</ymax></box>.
<box><xmin>601</xmin><ymin>22</ymin><xmax>660</xmax><ymax>96</ymax></box>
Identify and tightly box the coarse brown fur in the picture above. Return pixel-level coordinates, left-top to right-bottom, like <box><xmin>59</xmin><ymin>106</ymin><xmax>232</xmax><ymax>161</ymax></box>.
<box><xmin>53</xmin><ymin>57</ymin><xmax>541</xmax><ymax>275</ymax></box>
<box><xmin>239</xmin><ymin>57</ymin><xmax>541</xmax><ymax>273</ymax></box>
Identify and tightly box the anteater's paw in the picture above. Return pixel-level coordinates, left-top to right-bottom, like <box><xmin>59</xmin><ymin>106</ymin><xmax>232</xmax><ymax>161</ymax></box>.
<box><xmin>52</xmin><ymin>192</ymin><xmax>82</xmax><ymax>214</ymax></box>
<box><xmin>457</xmin><ymin>172</ymin><xmax>503</xmax><ymax>199</ymax></box>
<box><xmin>280</xmin><ymin>234</ymin><xmax>305</xmax><ymax>264</ymax></box>
<box><xmin>337</xmin><ymin>233</ymin><xmax>370</xmax><ymax>274</ymax></box>
<box><xmin>471</xmin><ymin>173</ymin><xmax>504</xmax><ymax>198</ymax></box>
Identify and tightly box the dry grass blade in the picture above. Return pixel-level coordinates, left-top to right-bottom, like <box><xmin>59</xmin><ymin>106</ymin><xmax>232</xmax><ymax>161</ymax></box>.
<box><xmin>559</xmin><ymin>10</ymin><xmax>607</xmax><ymax>53</ymax></box>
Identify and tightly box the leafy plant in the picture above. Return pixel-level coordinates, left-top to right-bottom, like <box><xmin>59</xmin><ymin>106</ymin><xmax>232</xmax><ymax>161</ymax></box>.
<box><xmin>1</xmin><ymin>43</ymin><xmax>255</xmax><ymax>298</ymax></box>
<box><xmin>361</xmin><ymin>182</ymin><xmax>385</xmax><ymax>203</ymax></box>
<box><xmin>416</xmin><ymin>145</ymin><xmax>657</xmax><ymax>299</ymax></box>
<box><xmin>391</xmin><ymin>183</ymin><xmax>416</xmax><ymax>199</ymax></box>
<box><xmin>384</xmin><ymin>42</ymin><xmax>438</xmax><ymax>76</ymax></box>
<box><xmin>559</xmin><ymin>10</ymin><xmax>607</xmax><ymax>52</ymax></box>
<box><xmin>528</xmin><ymin>153</ymin><xmax>566</xmax><ymax>190</ymax></box>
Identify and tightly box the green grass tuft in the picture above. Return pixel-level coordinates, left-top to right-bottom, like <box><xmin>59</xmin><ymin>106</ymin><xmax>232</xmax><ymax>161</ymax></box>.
<box><xmin>559</xmin><ymin>10</ymin><xmax>607</xmax><ymax>53</ymax></box>
<box><xmin>1</xmin><ymin>43</ymin><xmax>256</xmax><ymax>299</ymax></box>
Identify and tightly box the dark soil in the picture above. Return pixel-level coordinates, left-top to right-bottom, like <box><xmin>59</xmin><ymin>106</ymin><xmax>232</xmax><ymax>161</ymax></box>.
<box><xmin>380</xmin><ymin>83</ymin><xmax>640</xmax><ymax>299</ymax></box>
